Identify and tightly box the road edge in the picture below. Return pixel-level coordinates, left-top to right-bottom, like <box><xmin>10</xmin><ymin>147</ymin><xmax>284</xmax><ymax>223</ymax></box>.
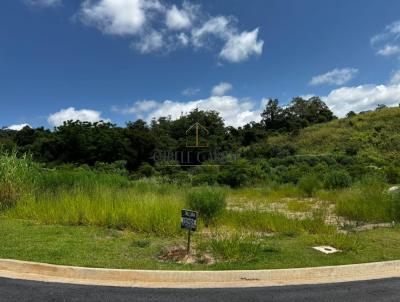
<box><xmin>0</xmin><ymin>259</ymin><xmax>399</xmax><ymax>288</ymax></box>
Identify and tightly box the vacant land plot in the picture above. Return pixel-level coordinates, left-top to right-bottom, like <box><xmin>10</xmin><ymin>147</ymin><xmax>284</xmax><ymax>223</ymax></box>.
<box><xmin>1</xmin><ymin>153</ymin><xmax>400</xmax><ymax>269</ymax></box>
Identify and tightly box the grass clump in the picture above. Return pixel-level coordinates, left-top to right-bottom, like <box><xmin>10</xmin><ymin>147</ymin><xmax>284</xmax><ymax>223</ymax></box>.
<box><xmin>287</xmin><ymin>200</ymin><xmax>313</xmax><ymax>212</ymax></box>
<box><xmin>186</xmin><ymin>187</ymin><xmax>227</xmax><ymax>227</ymax></box>
<box><xmin>208</xmin><ymin>234</ymin><xmax>272</xmax><ymax>263</ymax></box>
<box><xmin>298</xmin><ymin>174</ymin><xmax>321</xmax><ymax>197</ymax></box>
<box><xmin>132</xmin><ymin>238</ymin><xmax>151</xmax><ymax>248</ymax></box>
<box><xmin>324</xmin><ymin>170</ymin><xmax>352</xmax><ymax>190</ymax></box>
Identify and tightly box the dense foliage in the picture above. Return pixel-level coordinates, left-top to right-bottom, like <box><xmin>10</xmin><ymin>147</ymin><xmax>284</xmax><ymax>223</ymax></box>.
<box><xmin>1</xmin><ymin>98</ymin><xmax>399</xmax><ymax>188</ymax></box>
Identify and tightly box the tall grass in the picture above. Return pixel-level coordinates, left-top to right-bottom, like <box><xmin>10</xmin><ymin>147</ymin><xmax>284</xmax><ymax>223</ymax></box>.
<box><xmin>0</xmin><ymin>153</ymin><xmax>186</xmax><ymax>235</ymax></box>
<box><xmin>0</xmin><ymin>153</ymin><xmax>342</xmax><ymax>237</ymax></box>
<box><xmin>207</xmin><ymin>234</ymin><xmax>269</xmax><ymax>263</ymax></box>
<box><xmin>229</xmin><ymin>183</ymin><xmax>301</xmax><ymax>205</ymax></box>
<box><xmin>220</xmin><ymin>210</ymin><xmax>333</xmax><ymax>235</ymax></box>
<box><xmin>335</xmin><ymin>176</ymin><xmax>399</xmax><ymax>222</ymax></box>
<box><xmin>8</xmin><ymin>186</ymin><xmax>185</xmax><ymax>235</ymax></box>
<box><xmin>0</xmin><ymin>152</ymin><xmax>38</xmax><ymax>209</ymax></box>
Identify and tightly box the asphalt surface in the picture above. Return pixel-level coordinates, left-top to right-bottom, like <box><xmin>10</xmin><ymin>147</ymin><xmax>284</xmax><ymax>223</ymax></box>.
<box><xmin>0</xmin><ymin>277</ymin><xmax>399</xmax><ymax>302</ymax></box>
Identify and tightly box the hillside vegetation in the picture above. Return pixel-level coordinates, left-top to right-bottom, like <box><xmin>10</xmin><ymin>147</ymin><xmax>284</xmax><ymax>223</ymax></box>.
<box><xmin>268</xmin><ymin>107</ymin><xmax>400</xmax><ymax>166</ymax></box>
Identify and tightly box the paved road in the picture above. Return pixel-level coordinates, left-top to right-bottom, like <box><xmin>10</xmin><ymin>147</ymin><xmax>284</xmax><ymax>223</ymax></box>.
<box><xmin>0</xmin><ymin>277</ymin><xmax>399</xmax><ymax>302</ymax></box>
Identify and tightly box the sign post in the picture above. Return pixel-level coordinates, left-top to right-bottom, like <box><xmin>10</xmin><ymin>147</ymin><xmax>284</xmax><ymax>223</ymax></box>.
<box><xmin>181</xmin><ymin>209</ymin><xmax>197</xmax><ymax>254</ymax></box>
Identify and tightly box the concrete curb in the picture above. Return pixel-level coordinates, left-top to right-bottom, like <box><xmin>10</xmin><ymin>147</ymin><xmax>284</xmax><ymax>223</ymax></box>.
<box><xmin>0</xmin><ymin>259</ymin><xmax>399</xmax><ymax>288</ymax></box>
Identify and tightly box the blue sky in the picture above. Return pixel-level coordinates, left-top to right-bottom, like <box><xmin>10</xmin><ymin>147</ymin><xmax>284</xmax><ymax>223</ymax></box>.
<box><xmin>2</xmin><ymin>0</ymin><xmax>400</xmax><ymax>129</ymax></box>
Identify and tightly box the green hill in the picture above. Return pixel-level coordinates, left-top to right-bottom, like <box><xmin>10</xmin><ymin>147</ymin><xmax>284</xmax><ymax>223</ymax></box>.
<box><xmin>268</xmin><ymin>107</ymin><xmax>400</xmax><ymax>166</ymax></box>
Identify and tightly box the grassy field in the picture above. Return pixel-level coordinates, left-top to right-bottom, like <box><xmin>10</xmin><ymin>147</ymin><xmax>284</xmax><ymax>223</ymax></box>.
<box><xmin>1</xmin><ymin>218</ymin><xmax>400</xmax><ymax>270</ymax></box>
<box><xmin>1</xmin><ymin>152</ymin><xmax>400</xmax><ymax>269</ymax></box>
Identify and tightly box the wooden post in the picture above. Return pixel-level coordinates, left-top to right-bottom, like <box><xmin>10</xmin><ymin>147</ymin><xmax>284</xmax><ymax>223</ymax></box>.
<box><xmin>187</xmin><ymin>229</ymin><xmax>191</xmax><ymax>254</ymax></box>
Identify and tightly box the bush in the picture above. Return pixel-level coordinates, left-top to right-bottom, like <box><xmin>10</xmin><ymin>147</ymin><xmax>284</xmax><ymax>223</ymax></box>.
<box><xmin>324</xmin><ymin>170</ymin><xmax>352</xmax><ymax>189</ymax></box>
<box><xmin>192</xmin><ymin>173</ymin><xmax>218</xmax><ymax>186</ymax></box>
<box><xmin>384</xmin><ymin>166</ymin><xmax>400</xmax><ymax>184</ymax></box>
<box><xmin>298</xmin><ymin>174</ymin><xmax>321</xmax><ymax>197</ymax></box>
<box><xmin>186</xmin><ymin>187</ymin><xmax>226</xmax><ymax>226</ymax></box>
<box><xmin>390</xmin><ymin>193</ymin><xmax>400</xmax><ymax>222</ymax></box>
<box><xmin>136</xmin><ymin>162</ymin><xmax>155</xmax><ymax>178</ymax></box>
<box><xmin>217</xmin><ymin>159</ymin><xmax>265</xmax><ymax>188</ymax></box>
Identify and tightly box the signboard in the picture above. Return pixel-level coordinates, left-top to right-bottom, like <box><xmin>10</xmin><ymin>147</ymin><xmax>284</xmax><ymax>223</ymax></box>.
<box><xmin>181</xmin><ymin>209</ymin><xmax>197</xmax><ymax>232</ymax></box>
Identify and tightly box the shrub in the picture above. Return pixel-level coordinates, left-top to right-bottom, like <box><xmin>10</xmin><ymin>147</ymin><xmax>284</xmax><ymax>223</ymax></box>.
<box><xmin>298</xmin><ymin>174</ymin><xmax>321</xmax><ymax>197</ymax></box>
<box><xmin>218</xmin><ymin>163</ymin><xmax>251</xmax><ymax>188</ymax></box>
<box><xmin>390</xmin><ymin>192</ymin><xmax>400</xmax><ymax>221</ymax></box>
<box><xmin>136</xmin><ymin>162</ymin><xmax>155</xmax><ymax>178</ymax></box>
<box><xmin>324</xmin><ymin>170</ymin><xmax>352</xmax><ymax>189</ymax></box>
<box><xmin>94</xmin><ymin>161</ymin><xmax>128</xmax><ymax>176</ymax></box>
<box><xmin>172</xmin><ymin>171</ymin><xmax>192</xmax><ymax>185</ymax></box>
<box><xmin>192</xmin><ymin>173</ymin><xmax>218</xmax><ymax>186</ymax></box>
<box><xmin>186</xmin><ymin>187</ymin><xmax>226</xmax><ymax>226</ymax></box>
<box><xmin>384</xmin><ymin>166</ymin><xmax>400</xmax><ymax>184</ymax></box>
<box><xmin>217</xmin><ymin>159</ymin><xmax>265</xmax><ymax>188</ymax></box>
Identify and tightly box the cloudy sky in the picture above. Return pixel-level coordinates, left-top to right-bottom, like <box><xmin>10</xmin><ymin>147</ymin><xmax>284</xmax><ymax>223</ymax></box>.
<box><xmin>2</xmin><ymin>0</ymin><xmax>400</xmax><ymax>129</ymax></box>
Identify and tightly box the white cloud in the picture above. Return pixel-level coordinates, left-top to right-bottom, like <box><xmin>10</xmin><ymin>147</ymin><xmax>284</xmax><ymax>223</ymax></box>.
<box><xmin>133</xmin><ymin>30</ymin><xmax>163</xmax><ymax>53</ymax></box>
<box><xmin>211</xmin><ymin>82</ymin><xmax>233</xmax><ymax>96</ymax></box>
<box><xmin>377</xmin><ymin>44</ymin><xmax>400</xmax><ymax>56</ymax></box>
<box><xmin>390</xmin><ymin>70</ymin><xmax>400</xmax><ymax>85</ymax></box>
<box><xmin>219</xmin><ymin>28</ymin><xmax>263</xmax><ymax>63</ymax></box>
<box><xmin>78</xmin><ymin>0</ymin><xmax>163</xmax><ymax>36</ymax></box>
<box><xmin>48</xmin><ymin>107</ymin><xmax>110</xmax><ymax>127</ymax></box>
<box><xmin>177</xmin><ymin>32</ymin><xmax>189</xmax><ymax>46</ymax></box>
<box><xmin>182</xmin><ymin>87</ymin><xmax>200</xmax><ymax>96</ymax></box>
<box><xmin>192</xmin><ymin>17</ymin><xmax>264</xmax><ymax>62</ymax></box>
<box><xmin>299</xmin><ymin>94</ymin><xmax>316</xmax><ymax>100</ymax></box>
<box><xmin>7</xmin><ymin>123</ymin><xmax>31</xmax><ymax>131</ymax></box>
<box><xmin>387</xmin><ymin>20</ymin><xmax>400</xmax><ymax>34</ymax></box>
<box><xmin>77</xmin><ymin>1</ymin><xmax>263</xmax><ymax>63</ymax></box>
<box><xmin>165</xmin><ymin>4</ymin><xmax>192</xmax><ymax>30</ymax></box>
<box><xmin>140</xmin><ymin>96</ymin><xmax>261</xmax><ymax>127</ymax></box>
<box><xmin>371</xmin><ymin>20</ymin><xmax>400</xmax><ymax>57</ymax></box>
<box><xmin>191</xmin><ymin>16</ymin><xmax>232</xmax><ymax>47</ymax></box>
<box><xmin>111</xmin><ymin>81</ymin><xmax>267</xmax><ymax>127</ymax></box>
<box><xmin>322</xmin><ymin>84</ymin><xmax>400</xmax><ymax>117</ymax></box>
<box><xmin>112</xmin><ymin>100</ymin><xmax>158</xmax><ymax>115</ymax></box>
<box><xmin>310</xmin><ymin>68</ymin><xmax>358</xmax><ymax>86</ymax></box>
<box><xmin>113</xmin><ymin>84</ymin><xmax>264</xmax><ymax>127</ymax></box>
<box><xmin>24</xmin><ymin>0</ymin><xmax>61</xmax><ymax>7</ymax></box>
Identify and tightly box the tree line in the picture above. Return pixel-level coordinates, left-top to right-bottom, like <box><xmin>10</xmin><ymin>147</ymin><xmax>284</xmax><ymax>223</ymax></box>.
<box><xmin>1</xmin><ymin>97</ymin><xmax>336</xmax><ymax>170</ymax></box>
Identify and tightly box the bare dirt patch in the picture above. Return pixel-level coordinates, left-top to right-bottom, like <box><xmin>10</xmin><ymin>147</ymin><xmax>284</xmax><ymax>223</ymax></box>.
<box><xmin>158</xmin><ymin>245</ymin><xmax>216</xmax><ymax>265</ymax></box>
<box><xmin>228</xmin><ymin>197</ymin><xmax>394</xmax><ymax>233</ymax></box>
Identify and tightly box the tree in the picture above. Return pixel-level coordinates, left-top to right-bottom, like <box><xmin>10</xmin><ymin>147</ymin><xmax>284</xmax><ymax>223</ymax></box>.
<box><xmin>261</xmin><ymin>97</ymin><xmax>335</xmax><ymax>133</ymax></box>
<box><xmin>124</xmin><ymin>120</ymin><xmax>156</xmax><ymax>170</ymax></box>
<box><xmin>346</xmin><ymin>111</ymin><xmax>356</xmax><ymax>118</ymax></box>
<box><xmin>376</xmin><ymin>104</ymin><xmax>387</xmax><ymax>111</ymax></box>
<box><xmin>261</xmin><ymin>99</ymin><xmax>287</xmax><ymax>131</ymax></box>
<box><xmin>290</xmin><ymin>96</ymin><xmax>335</xmax><ymax>124</ymax></box>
